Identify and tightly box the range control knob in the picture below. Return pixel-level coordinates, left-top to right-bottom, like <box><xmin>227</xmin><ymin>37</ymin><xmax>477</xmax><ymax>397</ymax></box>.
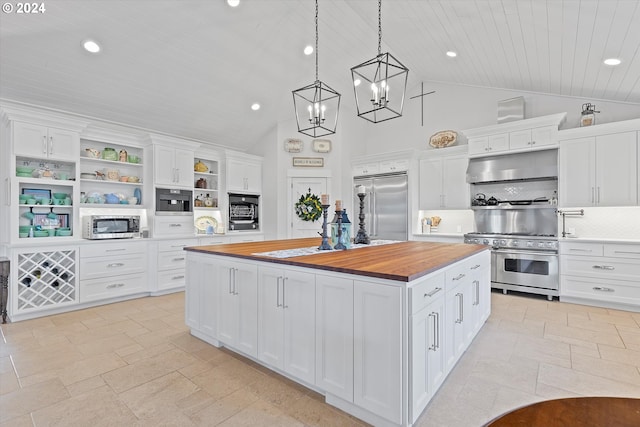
<box><xmin>526</xmin><ymin>241</ymin><xmax>534</xmax><ymax>247</ymax></box>
<box><xmin>511</xmin><ymin>240</ymin><xmax>519</xmax><ymax>246</ymax></box>
<box><xmin>473</xmin><ymin>239</ymin><xmax>480</xmax><ymax>244</ymax></box>
<box><xmin>537</xmin><ymin>241</ymin><xmax>545</xmax><ymax>248</ymax></box>
<box><xmin>482</xmin><ymin>239</ymin><xmax>490</xmax><ymax>245</ymax></box>
<box><xmin>500</xmin><ymin>240</ymin><xmax>507</xmax><ymax>246</ymax></box>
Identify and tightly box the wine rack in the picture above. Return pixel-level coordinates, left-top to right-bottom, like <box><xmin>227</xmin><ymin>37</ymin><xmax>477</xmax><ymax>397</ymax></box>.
<box><xmin>16</xmin><ymin>249</ymin><xmax>78</xmax><ymax>312</ymax></box>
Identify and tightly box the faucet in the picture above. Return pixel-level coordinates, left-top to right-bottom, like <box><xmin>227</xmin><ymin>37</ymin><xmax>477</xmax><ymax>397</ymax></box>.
<box><xmin>558</xmin><ymin>209</ymin><xmax>584</xmax><ymax>237</ymax></box>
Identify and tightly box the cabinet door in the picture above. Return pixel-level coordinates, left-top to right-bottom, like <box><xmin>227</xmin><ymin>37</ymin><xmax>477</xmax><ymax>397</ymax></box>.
<box><xmin>258</xmin><ymin>266</ymin><xmax>284</xmax><ymax>368</ymax></box>
<box><xmin>155</xmin><ymin>145</ymin><xmax>177</xmax><ymax>186</ymax></box>
<box><xmin>419</xmin><ymin>158</ymin><xmax>443</xmax><ymax>209</ymax></box>
<box><xmin>282</xmin><ymin>269</ymin><xmax>315</xmax><ymax>384</ymax></box>
<box><xmin>47</xmin><ymin>127</ymin><xmax>79</xmax><ymax>161</ymax></box>
<box><xmin>174</xmin><ymin>149</ymin><xmax>195</xmax><ymax>188</ymax></box>
<box><xmin>316</xmin><ymin>274</ymin><xmax>354</xmax><ymax>402</ymax></box>
<box><xmin>444</xmin><ymin>285</ymin><xmax>465</xmax><ymax>371</ymax></box>
<box><xmin>559</xmin><ymin>137</ymin><xmax>596</xmax><ymax>207</ymax></box>
<box><xmin>487</xmin><ymin>133</ymin><xmax>509</xmax><ymax>153</ymax></box>
<box><xmin>235</xmin><ymin>262</ymin><xmax>258</xmax><ymax>357</ymax></box>
<box><xmin>13</xmin><ymin>122</ymin><xmax>48</xmax><ymax>158</ymax></box>
<box><xmin>468</xmin><ymin>137</ymin><xmax>488</xmax><ymax>156</ymax></box>
<box><xmin>442</xmin><ymin>156</ymin><xmax>469</xmax><ymax>209</ymax></box>
<box><xmin>509</xmin><ymin>129</ymin><xmax>532</xmax><ymax>150</ymax></box>
<box><xmin>226</xmin><ymin>158</ymin><xmax>246</xmax><ymax>192</ymax></box>
<box><xmin>244</xmin><ymin>161</ymin><xmax>262</xmax><ymax>194</ymax></box>
<box><xmin>531</xmin><ymin>125</ymin><xmax>557</xmax><ymax>147</ymax></box>
<box><xmin>217</xmin><ymin>264</ymin><xmax>238</xmax><ymax>345</ymax></box>
<box><xmin>354</xmin><ymin>280</ymin><xmax>402</xmax><ymax>424</ymax></box>
<box><xmin>185</xmin><ymin>258</ymin><xmax>201</xmax><ymax>329</ymax></box>
<box><xmin>596</xmin><ymin>132</ymin><xmax>637</xmax><ymax>206</ymax></box>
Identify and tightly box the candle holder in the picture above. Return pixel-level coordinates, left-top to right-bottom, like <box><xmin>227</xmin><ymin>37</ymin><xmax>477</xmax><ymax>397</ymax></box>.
<box><xmin>354</xmin><ymin>193</ymin><xmax>370</xmax><ymax>244</ymax></box>
<box><xmin>318</xmin><ymin>204</ymin><xmax>333</xmax><ymax>250</ymax></box>
<box><xmin>333</xmin><ymin>210</ymin><xmax>347</xmax><ymax>250</ymax></box>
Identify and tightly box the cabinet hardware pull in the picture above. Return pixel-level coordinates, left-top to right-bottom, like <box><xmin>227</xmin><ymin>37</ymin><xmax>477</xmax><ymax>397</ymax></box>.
<box><xmin>456</xmin><ymin>293</ymin><xmax>463</xmax><ymax>323</ymax></box>
<box><xmin>591</xmin><ymin>187</ymin><xmax>595</xmax><ymax>204</ymax></box>
<box><xmin>531</xmin><ymin>140</ymin><xmax>536</xmax><ymax>145</ymax></box>
<box><xmin>49</xmin><ymin>136</ymin><xmax>53</xmax><ymax>155</ymax></box>
<box><xmin>569</xmin><ymin>248</ymin><xmax>591</xmax><ymax>252</ymax></box>
<box><xmin>172</xmin><ymin>275</ymin><xmax>185</xmax><ymax>280</ymax></box>
<box><xmin>452</xmin><ymin>273</ymin><xmax>465</xmax><ymax>281</ymax></box>
<box><xmin>172</xmin><ymin>257</ymin><xmax>185</xmax><ymax>261</ymax></box>
<box><xmin>592</xmin><ymin>265</ymin><xmax>615</xmax><ymax>270</ymax></box>
<box><xmin>614</xmin><ymin>250</ymin><xmax>640</xmax><ymax>255</ymax></box>
<box><xmin>474</xmin><ymin>280</ymin><xmax>480</xmax><ymax>306</ymax></box>
<box><xmin>106</xmin><ymin>248</ymin><xmax>126</xmax><ymax>252</ymax></box>
<box><xmin>229</xmin><ymin>269</ymin><xmax>233</xmax><ymax>294</ymax></box>
<box><xmin>276</xmin><ymin>276</ymin><xmax>282</xmax><ymax>307</ymax></box>
<box><xmin>428</xmin><ymin>313</ymin><xmax>436</xmax><ymax>351</ymax></box>
<box><xmin>233</xmin><ymin>268</ymin><xmax>238</xmax><ymax>295</ymax></box>
<box><xmin>592</xmin><ymin>286</ymin><xmax>614</xmax><ymax>292</ymax></box>
<box><xmin>106</xmin><ymin>283</ymin><xmax>124</xmax><ymax>289</ymax></box>
<box><xmin>470</xmin><ymin>264</ymin><xmax>481</xmax><ymax>270</ymax></box>
<box><xmin>282</xmin><ymin>277</ymin><xmax>288</xmax><ymax>308</ymax></box>
<box><xmin>107</xmin><ymin>263</ymin><xmax>125</xmax><ymax>268</ymax></box>
<box><xmin>424</xmin><ymin>287</ymin><xmax>442</xmax><ymax>298</ymax></box>
<box><xmin>434</xmin><ymin>312</ymin><xmax>440</xmax><ymax>349</ymax></box>
<box><xmin>171</xmin><ymin>245</ymin><xmax>187</xmax><ymax>248</ymax></box>
<box><xmin>169</xmin><ymin>223</ymin><xmax>182</xmax><ymax>227</ymax></box>
<box><xmin>597</xmin><ymin>187</ymin><xmax>600</xmax><ymax>204</ymax></box>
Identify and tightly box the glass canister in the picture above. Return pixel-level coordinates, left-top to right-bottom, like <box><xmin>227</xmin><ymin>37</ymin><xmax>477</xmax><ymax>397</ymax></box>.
<box><xmin>580</xmin><ymin>103</ymin><xmax>599</xmax><ymax>127</ymax></box>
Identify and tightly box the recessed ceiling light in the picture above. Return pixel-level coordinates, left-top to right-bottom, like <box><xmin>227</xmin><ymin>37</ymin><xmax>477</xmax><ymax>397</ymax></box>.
<box><xmin>227</xmin><ymin>0</ymin><xmax>240</xmax><ymax>7</ymax></box>
<box><xmin>304</xmin><ymin>45</ymin><xmax>313</xmax><ymax>55</ymax></box>
<box><xmin>603</xmin><ymin>58</ymin><xmax>621</xmax><ymax>66</ymax></box>
<box><xmin>446</xmin><ymin>51</ymin><xmax>457</xmax><ymax>58</ymax></box>
<box><xmin>251</xmin><ymin>103</ymin><xmax>260</xmax><ymax>111</ymax></box>
<box><xmin>82</xmin><ymin>39</ymin><xmax>101</xmax><ymax>53</ymax></box>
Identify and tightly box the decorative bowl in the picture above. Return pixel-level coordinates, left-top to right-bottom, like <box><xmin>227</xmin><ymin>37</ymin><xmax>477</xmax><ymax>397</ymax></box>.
<box><xmin>19</xmin><ymin>232</ymin><xmax>29</xmax><ymax>238</ymax></box>
<box><xmin>16</xmin><ymin>166</ymin><xmax>34</xmax><ymax>174</ymax></box>
<box><xmin>102</xmin><ymin>148</ymin><xmax>118</xmax><ymax>161</ymax></box>
<box><xmin>127</xmin><ymin>176</ymin><xmax>140</xmax><ymax>183</ymax></box>
<box><xmin>127</xmin><ymin>154</ymin><xmax>139</xmax><ymax>164</ymax></box>
<box><xmin>81</xmin><ymin>172</ymin><xmax>97</xmax><ymax>179</ymax></box>
<box><xmin>120</xmin><ymin>176</ymin><xmax>129</xmax><ymax>182</ymax></box>
<box><xmin>53</xmin><ymin>193</ymin><xmax>67</xmax><ymax>200</ymax></box>
<box><xmin>56</xmin><ymin>228</ymin><xmax>72</xmax><ymax>236</ymax></box>
<box><xmin>34</xmin><ymin>230</ymin><xmax>49</xmax><ymax>237</ymax></box>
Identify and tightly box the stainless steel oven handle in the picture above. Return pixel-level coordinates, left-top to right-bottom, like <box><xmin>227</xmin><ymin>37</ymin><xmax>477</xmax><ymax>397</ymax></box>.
<box><xmin>492</xmin><ymin>249</ymin><xmax>558</xmax><ymax>257</ymax></box>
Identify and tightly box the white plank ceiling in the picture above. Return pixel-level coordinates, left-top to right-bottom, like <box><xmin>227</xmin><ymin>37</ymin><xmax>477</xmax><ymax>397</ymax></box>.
<box><xmin>1</xmin><ymin>0</ymin><xmax>638</xmax><ymax>151</ymax></box>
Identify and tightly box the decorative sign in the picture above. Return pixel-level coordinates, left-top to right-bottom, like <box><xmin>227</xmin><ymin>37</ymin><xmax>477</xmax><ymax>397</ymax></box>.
<box><xmin>284</xmin><ymin>138</ymin><xmax>303</xmax><ymax>153</ymax></box>
<box><xmin>293</xmin><ymin>157</ymin><xmax>324</xmax><ymax>167</ymax></box>
<box><xmin>312</xmin><ymin>139</ymin><xmax>331</xmax><ymax>153</ymax></box>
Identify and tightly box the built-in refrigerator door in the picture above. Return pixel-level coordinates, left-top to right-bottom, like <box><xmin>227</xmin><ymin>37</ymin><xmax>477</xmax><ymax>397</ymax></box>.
<box><xmin>372</xmin><ymin>174</ymin><xmax>408</xmax><ymax>241</ymax></box>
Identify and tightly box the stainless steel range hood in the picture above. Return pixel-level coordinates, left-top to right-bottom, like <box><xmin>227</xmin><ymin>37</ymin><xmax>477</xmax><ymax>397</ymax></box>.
<box><xmin>466</xmin><ymin>150</ymin><xmax>558</xmax><ymax>183</ymax></box>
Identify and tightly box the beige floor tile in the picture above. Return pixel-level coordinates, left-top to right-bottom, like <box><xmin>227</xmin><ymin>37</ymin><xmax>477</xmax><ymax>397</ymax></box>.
<box><xmin>0</xmin><ymin>367</ymin><xmax>20</xmax><ymax>395</ymax></box>
<box><xmin>538</xmin><ymin>362</ymin><xmax>640</xmax><ymax>397</ymax></box>
<box><xmin>0</xmin><ymin>413</ymin><xmax>34</xmax><ymax>427</ymax></box>
<box><xmin>176</xmin><ymin>389</ymin><xmax>218</xmax><ymax>417</ymax></box>
<box><xmin>121</xmin><ymin>342</ymin><xmax>176</xmax><ymax>364</ymax></box>
<box><xmin>102</xmin><ymin>348</ymin><xmax>198</xmax><ymax>393</ymax></box>
<box><xmin>571</xmin><ymin>352</ymin><xmax>640</xmax><ymax>386</ymax></box>
<box><xmin>114</xmin><ymin>342</ymin><xmax>145</xmax><ymax>357</ymax></box>
<box><xmin>512</xmin><ymin>334</ymin><xmax>572</xmax><ymax>368</ymax></box>
<box><xmin>218</xmin><ymin>398</ymin><xmax>304</xmax><ymax>427</ymax></box>
<box><xmin>0</xmin><ymin>378</ymin><xmax>69</xmax><ymax>423</ymax></box>
<box><xmin>534</xmin><ymin>382</ymin><xmax>581</xmax><ymax>399</ymax></box>
<box><xmin>598</xmin><ymin>344</ymin><xmax>640</xmax><ymax>368</ymax></box>
<box><xmin>525</xmin><ymin>307</ymin><xmax>568</xmax><ymax>324</ymax></box>
<box><xmin>285</xmin><ymin>394</ymin><xmax>364</xmax><ymax>427</ymax></box>
<box><xmin>468</xmin><ymin>357</ymin><xmax>539</xmax><ymax>394</ymax></box>
<box><xmin>571</xmin><ymin>343</ymin><xmax>601</xmax><ymax>358</ymax></box>
<box><xmin>589</xmin><ymin>311</ymin><xmax>640</xmax><ymax>327</ymax></box>
<box><xmin>190</xmin><ymin>359</ymin><xmax>265</xmax><ymax>401</ymax></box>
<box><xmin>11</xmin><ymin>344</ymin><xmax>86</xmax><ymax>378</ymax></box>
<box><xmin>65</xmin><ymin>375</ymin><xmax>106</xmax><ymax>397</ymax></box>
<box><xmin>31</xmin><ymin>385</ymin><xmax>137</xmax><ymax>426</ymax></box>
<box><xmin>66</xmin><ymin>319</ymin><xmax>144</xmax><ymax>345</ymax></box>
<box><xmin>57</xmin><ymin>352</ymin><xmax>126</xmax><ymax>385</ymax></box>
<box><xmin>617</xmin><ymin>325</ymin><xmax>640</xmax><ymax>351</ymax></box>
<box><xmin>75</xmin><ymin>332</ymin><xmax>138</xmax><ymax>356</ymax></box>
<box><xmin>18</xmin><ymin>370</ymin><xmax>60</xmax><ymax>388</ymax></box>
<box><xmin>488</xmin><ymin>386</ymin><xmax>544</xmax><ymax>422</ymax></box>
<box><xmin>189</xmin><ymin>387</ymin><xmax>259</xmax><ymax>425</ymax></box>
<box><xmin>131</xmin><ymin>328</ymin><xmax>185</xmax><ymax>349</ymax></box>
<box><xmin>545</xmin><ymin>322</ymin><xmax>626</xmax><ymax>348</ymax></box>
<box><xmin>245</xmin><ymin>372</ymin><xmax>306</xmax><ymax>408</ymax></box>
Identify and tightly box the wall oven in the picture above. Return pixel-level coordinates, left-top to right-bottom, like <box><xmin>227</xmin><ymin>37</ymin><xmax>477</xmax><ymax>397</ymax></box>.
<box><xmin>228</xmin><ymin>193</ymin><xmax>259</xmax><ymax>231</ymax></box>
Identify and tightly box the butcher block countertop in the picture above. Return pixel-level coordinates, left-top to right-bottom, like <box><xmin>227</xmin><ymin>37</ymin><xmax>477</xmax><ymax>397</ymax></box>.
<box><xmin>185</xmin><ymin>238</ymin><xmax>488</xmax><ymax>282</ymax></box>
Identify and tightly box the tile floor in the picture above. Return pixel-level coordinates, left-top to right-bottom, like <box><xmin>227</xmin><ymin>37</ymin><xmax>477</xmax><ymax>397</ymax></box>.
<box><xmin>1</xmin><ymin>291</ymin><xmax>639</xmax><ymax>426</ymax></box>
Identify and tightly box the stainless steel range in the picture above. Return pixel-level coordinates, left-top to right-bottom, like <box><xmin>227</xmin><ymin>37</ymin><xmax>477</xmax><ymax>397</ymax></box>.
<box><xmin>465</xmin><ymin>150</ymin><xmax>560</xmax><ymax>300</ymax></box>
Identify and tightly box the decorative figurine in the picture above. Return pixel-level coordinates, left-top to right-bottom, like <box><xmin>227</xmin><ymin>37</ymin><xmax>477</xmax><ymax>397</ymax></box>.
<box><xmin>354</xmin><ymin>185</ymin><xmax>370</xmax><ymax>244</ymax></box>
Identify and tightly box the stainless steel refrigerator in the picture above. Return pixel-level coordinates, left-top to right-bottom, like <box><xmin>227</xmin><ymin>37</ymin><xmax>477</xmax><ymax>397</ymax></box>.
<box><xmin>353</xmin><ymin>173</ymin><xmax>408</xmax><ymax>241</ymax></box>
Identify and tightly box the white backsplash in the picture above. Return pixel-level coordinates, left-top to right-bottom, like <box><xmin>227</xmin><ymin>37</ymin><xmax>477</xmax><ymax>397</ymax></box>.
<box><xmin>417</xmin><ymin>209</ymin><xmax>474</xmax><ymax>234</ymax></box>
<box><xmin>559</xmin><ymin>206</ymin><xmax>640</xmax><ymax>240</ymax></box>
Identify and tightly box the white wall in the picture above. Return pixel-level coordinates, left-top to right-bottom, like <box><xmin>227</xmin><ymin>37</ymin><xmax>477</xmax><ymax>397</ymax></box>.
<box><xmin>348</xmin><ymin>80</ymin><xmax>640</xmax><ymax>156</ymax></box>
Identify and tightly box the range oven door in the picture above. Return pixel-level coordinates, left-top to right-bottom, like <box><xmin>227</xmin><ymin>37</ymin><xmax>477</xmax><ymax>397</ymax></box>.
<box><xmin>493</xmin><ymin>250</ymin><xmax>559</xmax><ymax>290</ymax></box>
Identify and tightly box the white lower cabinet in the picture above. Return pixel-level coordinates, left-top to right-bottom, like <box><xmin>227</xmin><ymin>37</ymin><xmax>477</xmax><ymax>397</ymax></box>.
<box><xmin>217</xmin><ymin>260</ymin><xmax>258</xmax><ymax>357</ymax></box>
<box><xmin>315</xmin><ymin>274</ymin><xmax>354</xmax><ymax>402</ymax></box>
<box><xmin>354</xmin><ymin>280</ymin><xmax>403</xmax><ymax>424</ymax></box>
<box><xmin>185</xmin><ymin>253</ymin><xmax>218</xmax><ymax>339</ymax></box>
<box><xmin>560</xmin><ymin>241</ymin><xmax>640</xmax><ymax>310</ymax></box>
<box><xmin>257</xmin><ymin>266</ymin><xmax>315</xmax><ymax>385</ymax></box>
<box><xmin>155</xmin><ymin>238</ymin><xmax>197</xmax><ymax>292</ymax></box>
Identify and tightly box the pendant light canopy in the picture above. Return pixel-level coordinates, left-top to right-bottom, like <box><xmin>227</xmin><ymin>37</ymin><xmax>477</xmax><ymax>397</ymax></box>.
<box><xmin>351</xmin><ymin>0</ymin><xmax>409</xmax><ymax>123</ymax></box>
<box><xmin>292</xmin><ymin>0</ymin><xmax>341</xmax><ymax>138</ymax></box>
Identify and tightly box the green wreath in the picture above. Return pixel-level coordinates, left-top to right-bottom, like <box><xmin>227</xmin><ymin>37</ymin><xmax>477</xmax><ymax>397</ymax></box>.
<box><xmin>295</xmin><ymin>189</ymin><xmax>322</xmax><ymax>222</ymax></box>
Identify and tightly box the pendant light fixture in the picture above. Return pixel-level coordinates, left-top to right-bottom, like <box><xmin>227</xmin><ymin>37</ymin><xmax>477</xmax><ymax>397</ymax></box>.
<box><xmin>351</xmin><ymin>0</ymin><xmax>409</xmax><ymax>123</ymax></box>
<box><xmin>292</xmin><ymin>0</ymin><xmax>341</xmax><ymax>137</ymax></box>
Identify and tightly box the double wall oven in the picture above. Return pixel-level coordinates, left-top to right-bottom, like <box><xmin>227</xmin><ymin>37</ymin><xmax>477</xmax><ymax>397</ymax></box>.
<box><xmin>464</xmin><ymin>150</ymin><xmax>559</xmax><ymax>300</ymax></box>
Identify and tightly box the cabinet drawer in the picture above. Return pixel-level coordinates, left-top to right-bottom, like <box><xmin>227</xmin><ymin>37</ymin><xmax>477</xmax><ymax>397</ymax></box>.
<box><xmin>561</xmin><ymin>275</ymin><xmax>640</xmax><ymax>307</ymax></box>
<box><xmin>80</xmin><ymin>273</ymin><xmax>147</xmax><ymax>303</ymax></box>
<box><xmin>157</xmin><ymin>268</ymin><xmax>186</xmax><ymax>291</ymax></box>
<box><xmin>81</xmin><ymin>241</ymin><xmax>146</xmax><ymax>258</ymax></box>
<box><xmin>158</xmin><ymin>251</ymin><xmax>187</xmax><ymax>271</ymax></box>
<box><xmin>562</xmin><ymin>256</ymin><xmax>640</xmax><ymax>282</ymax></box>
<box><xmin>154</xmin><ymin>216</ymin><xmax>194</xmax><ymax>236</ymax></box>
<box><xmin>158</xmin><ymin>238</ymin><xmax>198</xmax><ymax>252</ymax></box>
<box><xmin>603</xmin><ymin>244</ymin><xmax>640</xmax><ymax>260</ymax></box>
<box><xmin>410</xmin><ymin>272</ymin><xmax>444</xmax><ymax>314</ymax></box>
<box><xmin>80</xmin><ymin>253</ymin><xmax>146</xmax><ymax>280</ymax></box>
<box><xmin>559</xmin><ymin>242</ymin><xmax>603</xmax><ymax>256</ymax></box>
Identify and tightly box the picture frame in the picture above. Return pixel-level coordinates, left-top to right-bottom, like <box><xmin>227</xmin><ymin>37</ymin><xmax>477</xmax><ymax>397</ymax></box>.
<box><xmin>312</xmin><ymin>139</ymin><xmax>331</xmax><ymax>153</ymax></box>
<box><xmin>284</xmin><ymin>138</ymin><xmax>303</xmax><ymax>153</ymax></box>
<box><xmin>22</xmin><ymin>188</ymin><xmax>51</xmax><ymax>199</ymax></box>
<box><xmin>292</xmin><ymin>157</ymin><xmax>324</xmax><ymax>167</ymax></box>
<box><xmin>33</xmin><ymin>213</ymin><xmax>68</xmax><ymax>228</ymax></box>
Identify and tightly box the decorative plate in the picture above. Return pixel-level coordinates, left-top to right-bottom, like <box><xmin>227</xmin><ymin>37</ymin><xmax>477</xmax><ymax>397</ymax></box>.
<box><xmin>312</xmin><ymin>139</ymin><xmax>331</xmax><ymax>153</ymax></box>
<box><xmin>195</xmin><ymin>215</ymin><xmax>218</xmax><ymax>231</ymax></box>
<box><xmin>429</xmin><ymin>130</ymin><xmax>458</xmax><ymax>148</ymax></box>
<box><xmin>284</xmin><ymin>138</ymin><xmax>303</xmax><ymax>153</ymax></box>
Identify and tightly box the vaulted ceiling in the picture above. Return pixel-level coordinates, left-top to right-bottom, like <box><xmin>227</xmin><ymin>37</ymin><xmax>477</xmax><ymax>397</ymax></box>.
<box><xmin>1</xmin><ymin>0</ymin><xmax>638</xmax><ymax>151</ymax></box>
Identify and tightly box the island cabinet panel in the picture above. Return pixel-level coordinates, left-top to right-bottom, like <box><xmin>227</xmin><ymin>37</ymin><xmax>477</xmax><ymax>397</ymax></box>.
<box><xmin>185</xmin><ymin>254</ymin><xmax>218</xmax><ymax>339</ymax></box>
<box><xmin>315</xmin><ymin>274</ymin><xmax>354</xmax><ymax>402</ymax></box>
<box><xmin>353</xmin><ymin>280</ymin><xmax>403</xmax><ymax>424</ymax></box>
<box><xmin>218</xmin><ymin>260</ymin><xmax>258</xmax><ymax>357</ymax></box>
<box><xmin>257</xmin><ymin>266</ymin><xmax>316</xmax><ymax>385</ymax></box>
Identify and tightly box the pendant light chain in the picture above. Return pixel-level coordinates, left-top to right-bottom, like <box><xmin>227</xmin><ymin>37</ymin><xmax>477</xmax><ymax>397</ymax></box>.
<box><xmin>315</xmin><ymin>0</ymin><xmax>319</xmax><ymax>82</ymax></box>
<box><xmin>377</xmin><ymin>0</ymin><xmax>382</xmax><ymax>56</ymax></box>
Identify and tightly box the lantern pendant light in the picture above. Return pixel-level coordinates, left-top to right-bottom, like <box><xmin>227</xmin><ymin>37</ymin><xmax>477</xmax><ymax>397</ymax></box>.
<box><xmin>351</xmin><ymin>0</ymin><xmax>409</xmax><ymax>123</ymax></box>
<box><xmin>292</xmin><ymin>0</ymin><xmax>341</xmax><ymax>137</ymax></box>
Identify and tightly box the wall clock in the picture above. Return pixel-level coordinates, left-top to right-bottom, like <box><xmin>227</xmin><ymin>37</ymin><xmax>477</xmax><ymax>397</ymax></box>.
<box><xmin>312</xmin><ymin>139</ymin><xmax>331</xmax><ymax>153</ymax></box>
<box><xmin>284</xmin><ymin>138</ymin><xmax>303</xmax><ymax>153</ymax></box>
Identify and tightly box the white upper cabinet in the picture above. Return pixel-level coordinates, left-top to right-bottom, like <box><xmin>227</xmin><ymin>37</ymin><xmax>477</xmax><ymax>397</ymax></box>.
<box><xmin>468</xmin><ymin>133</ymin><xmax>509</xmax><ymax>156</ymax></box>
<box><xmin>13</xmin><ymin>121</ymin><xmax>79</xmax><ymax>161</ymax></box>
<box><xmin>509</xmin><ymin>125</ymin><xmax>557</xmax><ymax>150</ymax></box>
<box><xmin>560</xmin><ymin>131</ymin><xmax>637</xmax><ymax>207</ymax></box>
<box><xmin>419</xmin><ymin>147</ymin><xmax>469</xmax><ymax>209</ymax></box>
<box><xmin>226</xmin><ymin>152</ymin><xmax>263</xmax><ymax>194</ymax></box>
<box><xmin>154</xmin><ymin>145</ymin><xmax>195</xmax><ymax>188</ymax></box>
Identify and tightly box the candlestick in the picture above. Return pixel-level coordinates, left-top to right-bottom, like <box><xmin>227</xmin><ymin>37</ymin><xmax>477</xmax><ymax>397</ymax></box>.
<box><xmin>321</xmin><ymin>194</ymin><xmax>329</xmax><ymax>205</ymax></box>
<box><xmin>333</xmin><ymin>209</ymin><xmax>347</xmax><ymax>250</ymax></box>
<box><xmin>356</xmin><ymin>185</ymin><xmax>366</xmax><ymax>195</ymax></box>
<box><xmin>318</xmin><ymin>204</ymin><xmax>332</xmax><ymax>250</ymax></box>
<box><xmin>335</xmin><ymin>199</ymin><xmax>342</xmax><ymax>211</ymax></box>
<box><xmin>354</xmin><ymin>193</ymin><xmax>370</xmax><ymax>244</ymax></box>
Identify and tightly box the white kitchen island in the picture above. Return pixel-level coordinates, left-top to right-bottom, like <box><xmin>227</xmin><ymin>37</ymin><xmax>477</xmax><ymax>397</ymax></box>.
<box><xmin>184</xmin><ymin>238</ymin><xmax>490</xmax><ymax>426</ymax></box>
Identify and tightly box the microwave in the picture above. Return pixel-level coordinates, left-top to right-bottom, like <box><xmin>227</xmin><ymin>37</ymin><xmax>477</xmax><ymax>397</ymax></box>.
<box><xmin>82</xmin><ymin>215</ymin><xmax>141</xmax><ymax>240</ymax></box>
